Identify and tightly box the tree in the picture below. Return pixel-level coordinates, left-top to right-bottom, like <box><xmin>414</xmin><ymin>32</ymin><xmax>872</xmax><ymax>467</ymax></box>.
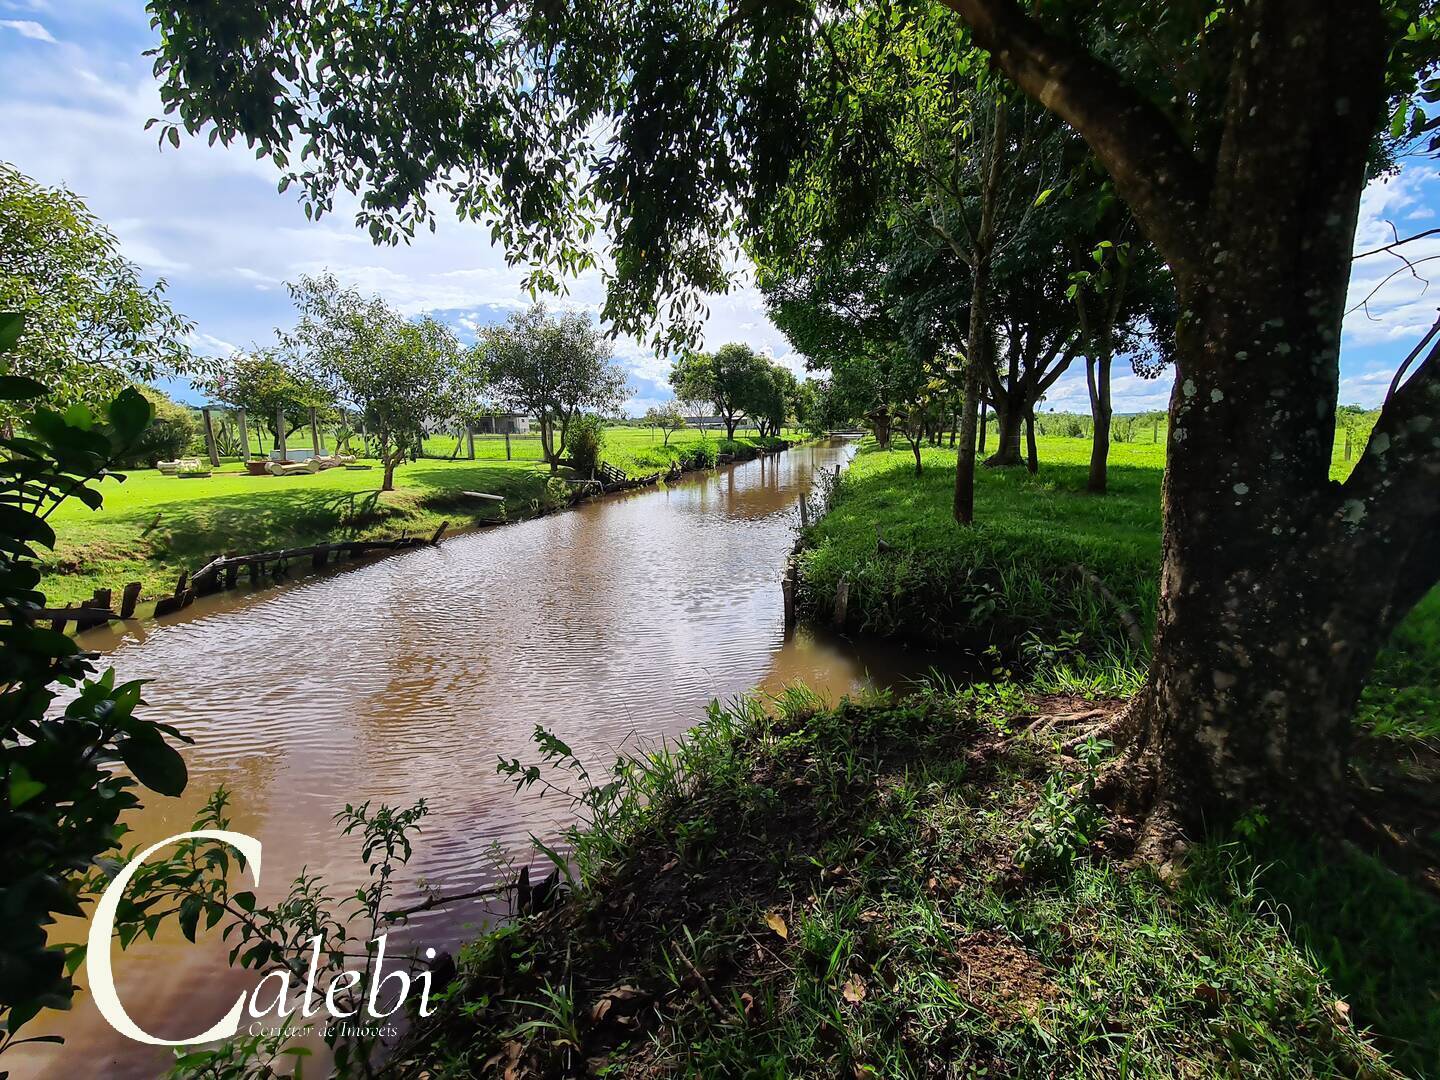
<box><xmin>198</xmin><ymin>346</ymin><xmax>332</xmax><ymax>453</ymax></box>
<box><xmin>0</xmin><ymin>163</ymin><xmax>200</xmax><ymax>424</ymax></box>
<box><xmin>288</xmin><ymin>274</ymin><xmax>461</xmax><ymax>491</ymax></box>
<box><xmin>933</xmin><ymin>0</ymin><xmax>1440</xmax><ymax>845</ymax></box>
<box><xmin>643</xmin><ymin>401</ymin><xmax>687</xmax><ymax>445</ymax></box>
<box><xmin>478</xmin><ymin>305</ymin><xmax>628</xmax><ymax>472</ymax></box>
<box><xmin>752</xmin><ymin>363</ymin><xmax>797</xmax><ymax>437</ymax></box>
<box><xmin>669</xmin><ymin>344</ymin><xmax>771</xmax><ymax>440</ymax></box>
<box><xmin>147</xmin><ymin>0</ymin><xmax>1440</xmax><ymax>839</ymax></box>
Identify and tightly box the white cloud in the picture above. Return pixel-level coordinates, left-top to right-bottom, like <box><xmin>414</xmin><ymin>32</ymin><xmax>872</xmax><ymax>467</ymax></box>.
<box><xmin>1</xmin><ymin>18</ymin><xmax>55</xmax><ymax>42</ymax></box>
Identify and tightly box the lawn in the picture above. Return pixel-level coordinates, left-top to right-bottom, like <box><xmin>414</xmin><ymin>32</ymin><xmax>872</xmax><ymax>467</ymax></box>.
<box><xmin>800</xmin><ymin>434</ymin><xmax>1440</xmax><ymax>744</ymax></box>
<box><xmin>40</xmin><ymin>426</ymin><xmax>793</xmax><ymax>605</ymax></box>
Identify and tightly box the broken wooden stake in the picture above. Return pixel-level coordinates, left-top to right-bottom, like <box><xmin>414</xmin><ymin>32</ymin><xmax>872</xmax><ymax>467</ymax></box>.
<box><xmin>833</xmin><ymin>575</ymin><xmax>850</xmax><ymax>628</ymax></box>
<box><xmin>119</xmin><ymin>581</ymin><xmax>143</xmax><ymax>619</ymax></box>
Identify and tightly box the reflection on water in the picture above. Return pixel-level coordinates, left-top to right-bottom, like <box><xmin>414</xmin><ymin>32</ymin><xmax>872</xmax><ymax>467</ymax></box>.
<box><xmin>19</xmin><ymin>439</ymin><xmax>945</xmax><ymax>1078</ymax></box>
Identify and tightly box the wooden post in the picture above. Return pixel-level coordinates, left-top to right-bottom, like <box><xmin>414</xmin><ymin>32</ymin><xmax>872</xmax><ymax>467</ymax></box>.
<box><xmin>833</xmin><ymin>575</ymin><xmax>850</xmax><ymax>628</ymax></box>
<box><xmin>799</xmin><ymin>493</ymin><xmax>809</xmax><ymax>528</ymax></box>
<box><xmin>119</xmin><ymin>581</ymin><xmax>142</xmax><ymax>619</ymax></box>
<box><xmin>1344</xmin><ymin>427</ymin><xmax>1353</xmax><ymax>461</ymax></box>
<box><xmin>782</xmin><ymin>565</ymin><xmax>796</xmax><ymax>629</ymax></box>
<box><xmin>48</xmin><ymin>603</ymin><xmax>72</xmax><ymax>633</ymax></box>
<box><xmin>201</xmin><ymin>407</ymin><xmax>220</xmax><ymax>467</ymax></box>
<box><xmin>236</xmin><ymin>407</ymin><xmax>251</xmax><ymax>461</ymax></box>
<box><xmin>504</xmin><ymin>431</ymin><xmax>512</xmax><ymax>460</ymax></box>
<box><xmin>277</xmin><ymin>407</ymin><xmax>288</xmax><ymax>461</ymax></box>
<box><xmin>467</xmin><ymin>425</ymin><xmax>475</xmax><ymax>459</ymax></box>
<box><xmin>429</xmin><ymin>520</ymin><xmax>449</xmax><ymax>545</ymax></box>
<box><xmin>310</xmin><ymin>407</ymin><xmax>323</xmax><ymax>456</ymax></box>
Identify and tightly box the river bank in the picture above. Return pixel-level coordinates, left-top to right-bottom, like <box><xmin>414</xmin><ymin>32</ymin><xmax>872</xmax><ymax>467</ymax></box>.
<box><xmin>796</xmin><ymin>438</ymin><xmax>1439</xmax><ymax>745</ymax></box>
<box><xmin>392</xmin><ymin>682</ymin><xmax>1432</xmax><ymax>1077</ymax></box>
<box><xmin>42</xmin><ymin>433</ymin><xmax>793</xmax><ymax>607</ymax></box>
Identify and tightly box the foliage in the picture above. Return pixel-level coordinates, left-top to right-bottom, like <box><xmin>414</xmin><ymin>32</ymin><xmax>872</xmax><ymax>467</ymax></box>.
<box><xmin>566</xmin><ymin>413</ymin><xmax>605</xmax><ymax>476</ymax></box>
<box><xmin>641</xmin><ymin>401</ymin><xmax>687</xmax><ymax>445</ymax></box>
<box><xmin>476</xmin><ymin>305</ymin><xmax>627</xmax><ymax>473</ymax></box>
<box><xmin>198</xmin><ymin>347</ymin><xmax>334</xmax><ymax>449</ymax></box>
<box><xmin>288</xmin><ymin>273</ymin><xmax>462</xmax><ymax>491</ymax></box>
<box><xmin>0</xmin><ymin>312</ymin><xmax>192</xmax><ymax>1049</ymax></box>
<box><xmin>668</xmin><ymin>344</ymin><xmax>784</xmax><ymax>440</ymax></box>
<box><xmin>0</xmin><ymin>164</ymin><xmax>200</xmax><ymax>418</ymax></box>
<box><xmin>111</xmin><ymin>385</ymin><xmax>198</xmax><ymax>468</ymax></box>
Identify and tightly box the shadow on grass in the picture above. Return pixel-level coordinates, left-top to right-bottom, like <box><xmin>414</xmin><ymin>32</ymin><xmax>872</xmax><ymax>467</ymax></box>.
<box><xmin>1225</xmin><ymin>831</ymin><xmax>1440</xmax><ymax>1075</ymax></box>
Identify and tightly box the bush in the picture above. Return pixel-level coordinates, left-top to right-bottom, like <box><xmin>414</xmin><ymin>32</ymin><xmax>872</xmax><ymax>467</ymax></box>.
<box><xmin>113</xmin><ymin>385</ymin><xmax>197</xmax><ymax>467</ymax></box>
<box><xmin>568</xmin><ymin>413</ymin><xmax>605</xmax><ymax>475</ymax></box>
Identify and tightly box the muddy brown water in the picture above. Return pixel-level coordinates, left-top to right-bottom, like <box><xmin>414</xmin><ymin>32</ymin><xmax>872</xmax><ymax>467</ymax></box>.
<box><xmin>17</xmin><ymin>438</ymin><xmax>949</xmax><ymax>1078</ymax></box>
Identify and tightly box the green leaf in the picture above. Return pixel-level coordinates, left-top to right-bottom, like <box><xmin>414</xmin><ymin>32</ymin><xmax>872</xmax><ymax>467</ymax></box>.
<box><xmin>0</xmin><ymin>375</ymin><xmax>47</xmax><ymax>401</ymax></box>
<box><xmin>119</xmin><ymin>735</ymin><xmax>188</xmax><ymax>797</ymax></box>
<box><xmin>1034</xmin><ymin>188</ymin><xmax>1053</xmax><ymax>208</ymax></box>
<box><xmin>9</xmin><ymin>764</ymin><xmax>46</xmax><ymax>808</ymax></box>
<box><xmin>108</xmin><ymin>387</ymin><xmax>154</xmax><ymax>443</ymax></box>
<box><xmin>0</xmin><ymin>311</ymin><xmax>23</xmax><ymax>352</ymax></box>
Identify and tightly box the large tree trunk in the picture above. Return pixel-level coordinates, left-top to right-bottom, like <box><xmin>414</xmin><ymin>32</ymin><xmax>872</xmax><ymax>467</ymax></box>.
<box><xmin>946</xmin><ymin>0</ymin><xmax>1439</xmax><ymax>837</ymax></box>
<box><xmin>984</xmin><ymin>394</ymin><xmax>1025</xmax><ymax>467</ymax></box>
<box><xmin>1024</xmin><ymin>406</ymin><xmax>1037</xmax><ymax>473</ymax></box>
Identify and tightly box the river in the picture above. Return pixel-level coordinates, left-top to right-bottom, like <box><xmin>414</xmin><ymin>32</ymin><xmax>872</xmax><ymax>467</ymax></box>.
<box><xmin>17</xmin><ymin>438</ymin><xmax>939</xmax><ymax>1078</ymax></box>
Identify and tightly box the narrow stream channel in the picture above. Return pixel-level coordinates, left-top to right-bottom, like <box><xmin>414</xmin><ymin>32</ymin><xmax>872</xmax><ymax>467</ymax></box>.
<box><xmin>21</xmin><ymin>438</ymin><xmax>944</xmax><ymax>1078</ymax></box>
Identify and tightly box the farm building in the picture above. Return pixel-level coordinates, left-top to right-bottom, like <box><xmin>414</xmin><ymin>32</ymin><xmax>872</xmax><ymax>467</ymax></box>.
<box><xmin>474</xmin><ymin>413</ymin><xmax>531</xmax><ymax>434</ymax></box>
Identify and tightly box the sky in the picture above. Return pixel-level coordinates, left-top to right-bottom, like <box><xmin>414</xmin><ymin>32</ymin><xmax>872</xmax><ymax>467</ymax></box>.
<box><xmin>3</xmin><ymin>1</ymin><xmax>1438</xmax><ymax>415</ymax></box>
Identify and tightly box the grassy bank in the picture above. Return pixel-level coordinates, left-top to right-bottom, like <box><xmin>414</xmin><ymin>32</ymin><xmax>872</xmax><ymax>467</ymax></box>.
<box><xmin>798</xmin><ymin>438</ymin><xmax>1439</xmax><ymax>742</ymax></box>
<box><xmin>396</xmin><ymin>685</ymin><xmax>1435</xmax><ymax>1077</ymax></box>
<box><xmin>41</xmin><ymin>429</ymin><xmax>789</xmax><ymax>605</ymax></box>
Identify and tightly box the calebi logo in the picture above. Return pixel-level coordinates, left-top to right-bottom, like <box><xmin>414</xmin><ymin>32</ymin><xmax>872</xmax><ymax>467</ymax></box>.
<box><xmin>87</xmin><ymin>829</ymin><xmax>439</xmax><ymax>1046</ymax></box>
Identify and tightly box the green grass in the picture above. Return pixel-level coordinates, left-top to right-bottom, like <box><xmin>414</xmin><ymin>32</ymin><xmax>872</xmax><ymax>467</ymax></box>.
<box><xmin>801</xmin><ymin>436</ymin><xmax>1440</xmax><ymax>744</ymax></box>
<box><xmin>41</xmin><ymin>458</ymin><xmax>557</xmax><ymax>604</ymax></box>
<box><xmin>40</xmin><ymin>426</ymin><xmax>793</xmax><ymax>606</ymax></box>
<box><xmin>799</xmin><ymin>438</ymin><xmax>1162</xmax><ymax>660</ymax></box>
<box><xmin>397</xmin><ymin>685</ymin><xmax>1433</xmax><ymax>1077</ymax></box>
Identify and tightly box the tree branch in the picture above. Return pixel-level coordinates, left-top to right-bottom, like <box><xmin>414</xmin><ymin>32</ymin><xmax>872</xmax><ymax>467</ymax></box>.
<box><xmin>936</xmin><ymin>0</ymin><xmax>1208</xmax><ymax>273</ymax></box>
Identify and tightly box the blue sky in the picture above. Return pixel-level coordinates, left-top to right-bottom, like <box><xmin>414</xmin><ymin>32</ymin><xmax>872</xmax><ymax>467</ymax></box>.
<box><xmin>3</xmin><ymin>1</ymin><xmax>1437</xmax><ymax>415</ymax></box>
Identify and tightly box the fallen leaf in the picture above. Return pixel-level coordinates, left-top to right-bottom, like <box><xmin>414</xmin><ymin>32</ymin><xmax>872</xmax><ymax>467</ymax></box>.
<box><xmin>590</xmin><ymin>984</ymin><xmax>649</xmax><ymax>1024</ymax></box>
<box><xmin>740</xmin><ymin>991</ymin><xmax>757</xmax><ymax>1021</ymax></box>
<box><xmin>1332</xmin><ymin>999</ymin><xmax>1352</xmax><ymax>1026</ymax></box>
<box><xmin>765</xmin><ymin>911</ymin><xmax>788</xmax><ymax>940</ymax></box>
<box><xmin>842</xmin><ymin>974</ymin><xmax>867</xmax><ymax>1003</ymax></box>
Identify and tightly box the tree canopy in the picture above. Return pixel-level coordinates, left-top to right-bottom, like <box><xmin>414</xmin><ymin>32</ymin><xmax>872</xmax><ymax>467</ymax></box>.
<box><xmin>476</xmin><ymin>304</ymin><xmax>628</xmax><ymax>471</ymax></box>
<box><xmin>0</xmin><ymin>162</ymin><xmax>200</xmax><ymax>416</ymax></box>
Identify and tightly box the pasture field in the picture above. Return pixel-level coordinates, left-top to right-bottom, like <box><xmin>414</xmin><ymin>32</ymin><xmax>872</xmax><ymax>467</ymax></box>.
<box><xmin>40</xmin><ymin>426</ymin><xmax>790</xmax><ymax>604</ymax></box>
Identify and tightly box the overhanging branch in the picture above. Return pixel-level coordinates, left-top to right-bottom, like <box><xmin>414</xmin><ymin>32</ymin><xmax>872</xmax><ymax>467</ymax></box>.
<box><xmin>936</xmin><ymin>0</ymin><xmax>1208</xmax><ymax>273</ymax></box>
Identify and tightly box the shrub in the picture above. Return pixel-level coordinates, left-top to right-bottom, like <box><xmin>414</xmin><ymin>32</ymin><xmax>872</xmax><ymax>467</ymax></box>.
<box><xmin>568</xmin><ymin>413</ymin><xmax>605</xmax><ymax>475</ymax></box>
<box><xmin>113</xmin><ymin>385</ymin><xmax>197</xmax><ymax>467</ymax></box>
